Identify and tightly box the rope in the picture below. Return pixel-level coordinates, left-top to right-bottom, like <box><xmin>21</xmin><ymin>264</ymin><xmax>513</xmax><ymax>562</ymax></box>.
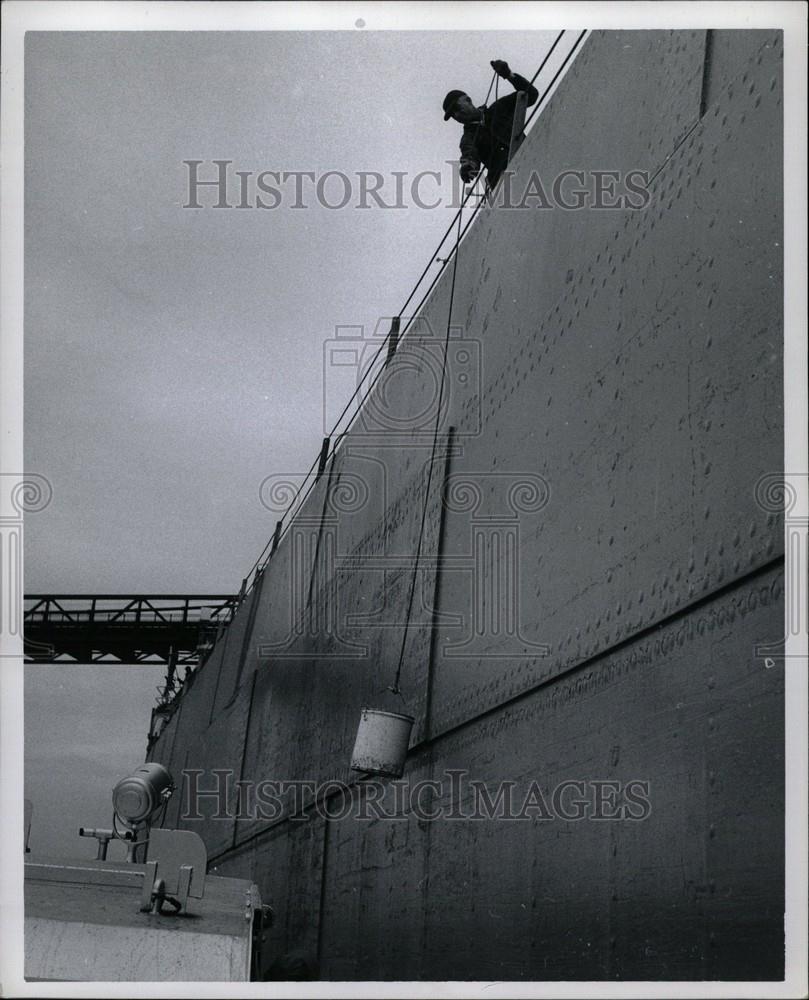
<box><xmin>246</xmin><ymin>448</ymin><xmax>322</xmax><ymax>576</ymax></box>
<box><xmin>483</xmin><ymin>67</ymin><xmax>497</xmax><ymax>107</ymax></box>
<box><xmin>308</xmin><ymin>144</ymin><xmax>489</xmax><ymax>471</ymax></box>
<box><xmin>529</xmin><ymin>30</ymin><xmax>565</xmax><ymax>87</ymax></box>
<box><xmin>242</xmin><ymin>34</ymin><xmax>584</xmax><ymax>589</ymax></box>
<box><xmin>263</xmin><ymin>176</ymin><xmax>492</xmax><ymax>564</ymax></box>
<box><xmin>390</xmin><ymin>199</ymin><xmax>465</xmax><ymax>696</ymax></box>
<box><xmin>397</xmin><ymin>67</ymin><xmax>495</xmax><ymax>318</ymax></box>
<box><xmin>524</xmin><ymin>30</ymin><xmax>587</xmax><ymax>132</ymax></box>
<box><xmin>397</xmin><ymin>182</ymin><xmax>478</xmax><ymax>316</ymax></box>
<box><xmin>342</xmin><ymin>183</ymin><xmax>486</xmax><ymax>454</ymax></box>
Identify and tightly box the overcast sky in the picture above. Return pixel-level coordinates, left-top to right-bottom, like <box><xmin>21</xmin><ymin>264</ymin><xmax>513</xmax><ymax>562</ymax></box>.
<box><xmin>24</xmin><ymin>27</ymin><xmax>561</xmax><ymax>855</ymax></box>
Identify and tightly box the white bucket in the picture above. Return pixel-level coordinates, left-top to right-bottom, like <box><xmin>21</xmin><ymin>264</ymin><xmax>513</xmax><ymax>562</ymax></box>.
<box><xmin>350</xmin><ymin>708</ymin><xmax>415</xmax><ymax>778</ymax></box>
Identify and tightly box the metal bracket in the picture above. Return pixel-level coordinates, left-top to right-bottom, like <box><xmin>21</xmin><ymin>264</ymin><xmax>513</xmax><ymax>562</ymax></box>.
<box><xmin>140</xmin><ymin>862</ymin><xmax>195</xmax><ymax>914</ymax></box>
<box><xmin>78</xmin><ymin>826</ymin><xmax>118</xmax><ymax>861</ymax></box>
<box><xmin>508</xmin><ymin>90</ymin><xmax>528</xmax><ymax>162</ymax></box>
<box><xmin>385</xmin><ymin>317</ymin><xmax>401</xmax><ymax>366</ymax></box>
<box><xmin>138</xmin><ymin>828</ymin><xmax>207</xmax><ymax>914</ymax></box>
<box><xmin>316</xmin><ymin>437</ymin><xmax>331</xmax><ymax>478</ymax></box>
<box><xmin>24</xmin><ymin>798</ymin><xmax>33</xmax><ymax>854</ymax></box>
<box><xmin>250</xmin><ymin>898</ymin><xmax>275</xmax><ymax>980</ymax></box>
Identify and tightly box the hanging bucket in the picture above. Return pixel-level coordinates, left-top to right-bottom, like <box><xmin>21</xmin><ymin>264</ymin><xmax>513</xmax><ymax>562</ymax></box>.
<box><xmin>350</xmin><ymin>708</ymin><xmax>414</xmax><ymax>778</ymax></box>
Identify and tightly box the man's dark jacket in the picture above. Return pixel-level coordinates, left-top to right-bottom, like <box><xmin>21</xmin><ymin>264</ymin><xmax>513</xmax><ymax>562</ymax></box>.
<box><xmin>459</xmin><ymin>74</ymin><xmax>539</xmax><ymax>189</ymax></box>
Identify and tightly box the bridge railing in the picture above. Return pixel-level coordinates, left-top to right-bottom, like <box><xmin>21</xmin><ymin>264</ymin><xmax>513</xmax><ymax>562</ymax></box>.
<box><xmin>24</xmin><ymin>595</ymin><xmax>237</xmax><ymax>627</ymax></box>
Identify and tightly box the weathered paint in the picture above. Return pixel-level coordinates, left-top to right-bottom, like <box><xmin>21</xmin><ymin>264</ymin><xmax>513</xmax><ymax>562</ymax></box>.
<box><xmin>25</xmin><ymin>859</ymin><xmax>257</xmax><ymax>981</ymax></box>
<box><xmin>350</xmin><ymin>708</ymin><xmax>415</xmax><ymax>777</ymax></box>
<box><xmin>150</xmin><ymin>30</ymin><xmax>784</xmax><ymax>980</ymax></box>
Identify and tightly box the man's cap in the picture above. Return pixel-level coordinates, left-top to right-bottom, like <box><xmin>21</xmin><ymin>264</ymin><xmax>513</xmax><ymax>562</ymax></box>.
<box><xmin>442</xmin><ymin>90</ymin><xmax>467</xmax><ymax>121</ymax></box>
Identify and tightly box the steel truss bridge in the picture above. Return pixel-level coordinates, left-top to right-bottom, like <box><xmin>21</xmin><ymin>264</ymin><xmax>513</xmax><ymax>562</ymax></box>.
<box><xmin>24</xmin><ymin>595</ymin><xmax>237</xmax><ymax>746</ymax></box>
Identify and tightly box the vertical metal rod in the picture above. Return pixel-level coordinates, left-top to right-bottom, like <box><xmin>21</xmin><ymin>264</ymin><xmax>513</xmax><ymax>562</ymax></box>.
<box><xmin>226</xmin><ymin>564</ymin><xmax>268</xmax><ymax>708</ymax></box>
<box><xmin>508</xmin><ymin>90</ymin><xmax>528</xmax><ymax>162</ymax></box>
<box><xmin>317</xmin><ymin>437</ymin><xmax>331</xmax><ymax>478</ymax></box>
<box><xmin>164</xmin><ymin>645</ymin><xmax>178</xmax><ymax>697</ymax></box>
<box><xmin>699</xmin><ymin>29</ymin><xmax>714</xmax><ymax>118</ymax></box>
<box><xmin>316</xmin><ymin>816</ymin><xmax>331</xmax><ymax>975</ymax></box>
<box><xmin>230</xmin><ymin>670</ymin><xmax>258</xmax><ymax>850</ymax></box>
<box><xmin>424</xmin><ymin>426</ymin><xmax>456</xmax><ymax>741</ymax></box>
<box><xmin>385</xmin><ymin>316</ymin><xmax>401</xmax><ymax>365</ymax></box>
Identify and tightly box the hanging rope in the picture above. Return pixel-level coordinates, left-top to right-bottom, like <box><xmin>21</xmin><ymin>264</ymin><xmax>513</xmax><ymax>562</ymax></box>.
<box><xmin>459</xmin><ymin>68</ymin><xmax>498</xmax><ymax>206</ymax></box>
<box><xmin>524</xmin><ymin>30</ymin><xmax>587</xmax><ymax>132</ymax></box>
<box><xmin>483</xmin><ymin>67</ymin><xmax>497</xmax><ymax>106</ymax></box>
<box><xmin>242</xmin><ymin>34</ymin><xmax>583</xmax><ymax>588</ymax></box>
<box><xmin>529</xmin><ymin>29</ymin><xmax>565</xmax><ymax>87</ymax></box>
<box><xmin>390</xmin><ymin>199</ymin><xmax>465</xmax><ymax>697</ymax></box>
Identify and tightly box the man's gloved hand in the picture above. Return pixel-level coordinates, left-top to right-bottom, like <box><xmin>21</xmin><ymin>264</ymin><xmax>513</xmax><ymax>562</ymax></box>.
<box><xmin>491</xmin><ymin>59</ymin><xmax>512</xmax><ymax>79</ymax></box>
<box><xmin>460</xmin><ymin>160</ymin><xmax>478</xmax><ymax>184</ymax></box>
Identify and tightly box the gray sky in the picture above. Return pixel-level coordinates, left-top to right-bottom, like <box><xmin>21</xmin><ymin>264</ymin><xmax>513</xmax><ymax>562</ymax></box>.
<box><xmin>24</xmin><ymin>28</ymin><xmax>559</xmax><ymax>855</ymax></box>
<box><xmin>25</xmin><ymin>663</ymin><xmax>165</xmax><ymax>860</ymax></box>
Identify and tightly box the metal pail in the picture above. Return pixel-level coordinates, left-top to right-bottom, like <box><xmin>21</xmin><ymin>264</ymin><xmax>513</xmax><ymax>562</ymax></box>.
<box><xmin>350</xmin><ymin>708</ymin><xmax>414</xmax><ymax>778</ymax></box>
